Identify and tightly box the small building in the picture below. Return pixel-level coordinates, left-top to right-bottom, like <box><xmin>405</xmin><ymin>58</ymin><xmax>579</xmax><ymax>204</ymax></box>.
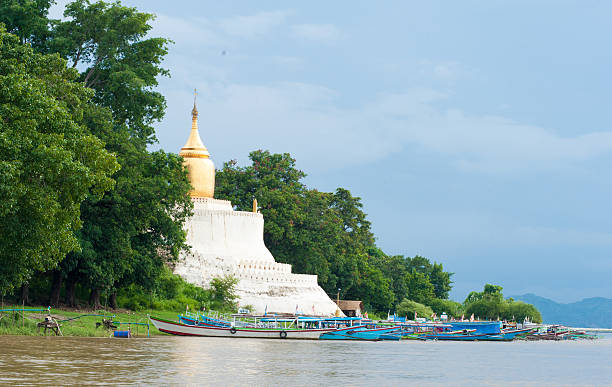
<box><xmin>335</xmin><ymin>300</ymin><xmax>364</xmax><ymax>317</ymax></box>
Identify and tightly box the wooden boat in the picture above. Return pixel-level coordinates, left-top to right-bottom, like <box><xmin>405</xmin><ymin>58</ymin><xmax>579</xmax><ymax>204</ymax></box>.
<box><xmin>319</xmin><ymin>326</ymin><xmax>400</xmax><ymax>341</ymax></box>
<box><xmin>420</xmin><ymin>327</ymin><xmax>533</xmax><ymax>341</ymax></box>
<box><xmin>150</xmin><ymin>316</ymin><xmax>337</xmax><ymax>339</ymax></box>
<box><xmin>446</xmin><ymin>321</ymin><xmax>503</xmax><ymax>334</ymax></box>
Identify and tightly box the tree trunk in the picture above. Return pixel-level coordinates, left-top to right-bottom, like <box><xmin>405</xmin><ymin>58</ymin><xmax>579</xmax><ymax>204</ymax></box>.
<box><xmin>20</xmin><ymin>284</ymin><xmax>29</xmax><ymax>305</ymax></box>
<box><xmin>109</xmin><ymin>292</ymin><xmax>118</xmax><ymax>310</ymax></box>
<box><xmin>49</xmin><ymin>271</ymin><xmax>63</xmax><ymax>307</ymax></box>
<box><xmin>90</xmin><ymin>288</ymin><xmax>102</xmax><ymax>310</ymax></box>
<box><xmin>65</xmin><ymin>277</ymin><xmax>77</xmax><ymax>307</ymax></box>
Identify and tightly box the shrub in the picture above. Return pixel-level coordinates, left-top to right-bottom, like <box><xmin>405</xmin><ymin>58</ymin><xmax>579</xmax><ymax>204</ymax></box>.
<box><xmin>427</xmin><ymin>298</ymin><xmax>464</xmax><ymax>317</ymax></box>
<box><xmin>396</xmin><ymin>299</ymin><xmax>433</xmax><ymax>319</ymax></box>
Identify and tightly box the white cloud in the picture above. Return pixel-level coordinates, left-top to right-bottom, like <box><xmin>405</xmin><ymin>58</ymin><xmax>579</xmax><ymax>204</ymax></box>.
<box><xmin>157</xmin><ymin>82</ymin><xmax>612</xmax><ymax>176</ymax></box>
<box><xmin>291</xmin><ymin>24</ymin><xmax>344</xmax><ymax>44</ymax></box>
<box><xmin>152</xmin><ymin>14</ymin><xmax>228</xmax><ymax>48</ymax></box>
<box><xmin>219</xmin><ymin>11</ymin><xmax>292</xmax><ymax>38</ymax></box>
<box><xmin>419</xmin><ymin>60</ymin><xmax>478</xmax><ymax>81</ymax></box>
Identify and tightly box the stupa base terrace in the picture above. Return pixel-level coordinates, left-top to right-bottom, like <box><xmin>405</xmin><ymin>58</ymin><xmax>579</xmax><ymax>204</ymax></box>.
<box><xmin>173</xmin><ymin>197</ymin><xmax>340</xmax><ymax>316</ymax></box>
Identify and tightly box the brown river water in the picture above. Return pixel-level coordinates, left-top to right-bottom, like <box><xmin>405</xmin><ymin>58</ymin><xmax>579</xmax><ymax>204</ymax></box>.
<box><xmin>0</xmin><ymin>335</ymin><xmax>611</xmax><ymax>386</ymax></box>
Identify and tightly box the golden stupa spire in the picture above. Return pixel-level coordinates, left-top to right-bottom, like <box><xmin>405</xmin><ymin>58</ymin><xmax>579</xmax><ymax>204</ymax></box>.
<box><xmin>180</xmin><ymin>88</ymin><xmax>215</xmax><ymax>198</ymax></box>
<box><xmin>192</xmin><ymin>88</ymin><xmax>198</xmax><ymax>117</ymax></box>
<box><xmin>181</xmin><ymin>89</ymin><xmax>210</xmax><ymax>158</ymax></box>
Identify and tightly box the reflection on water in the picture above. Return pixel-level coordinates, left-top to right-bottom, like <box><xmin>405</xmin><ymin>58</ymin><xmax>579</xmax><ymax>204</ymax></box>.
<box><xmin>0</xmin><ymin>335</ymin><xmax>611</xmax><ymax>386</ymax></box>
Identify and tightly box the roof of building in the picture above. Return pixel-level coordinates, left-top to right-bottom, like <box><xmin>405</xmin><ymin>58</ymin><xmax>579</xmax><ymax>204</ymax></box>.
<box><xmin>335</xmin><ymin>300</ymin><xmax>364</xmax><ymax>311</ymax></box>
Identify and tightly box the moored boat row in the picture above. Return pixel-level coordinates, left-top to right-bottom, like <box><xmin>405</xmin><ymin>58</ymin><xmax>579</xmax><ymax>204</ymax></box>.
<box><xmin>149</xmin><ymin>312</ymin><xmax>544</xmax><ymax>341</ymax></box>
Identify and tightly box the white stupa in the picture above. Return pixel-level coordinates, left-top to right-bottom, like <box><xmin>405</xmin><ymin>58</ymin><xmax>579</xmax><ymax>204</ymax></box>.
<box><xmin>172</xmin><ymin>97</ymin><xmax>341</xmax><ymax>316</ymax></box>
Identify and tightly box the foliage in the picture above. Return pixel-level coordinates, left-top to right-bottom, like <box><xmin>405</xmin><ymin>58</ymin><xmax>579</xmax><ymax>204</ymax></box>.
<box><xmin>377</xmin><ymin>252</ymin><xmax>452</xmax><ymax>309</ymax></box>
<box><xmin>0</xmin><ymin>1</ymin><xmax>191</xmax><ymax>308</ymax></box>
<box><xmin>0</xmin><ymin>27</ymin><xmax>118</xmax><ymax>294</ymax></box>
<box><xmin>0</xmin><ymin>1</ymin><xmax>460</xmax><ymax>313</ymax></box>
<box><xmin>396</xmin><ymin>299</ymin><xmax>434</xmax><ymax>319</ymax></box>
<box><xmin>404</xmin><ymin>271</ymin><xmax>435</xmax><ymax>304</ymax></box>
<box><xmin>115</xmin><ymin>270</ymin><xmax>236</xmax><ymax>313</ymax></box>
<box><xmin>50</xmin><ymin>0</ymin><xmax>171</xmax><ymax>145</ymax></box>
<box><xmin>215</xmin><ymin>150</ymin><xmax>456</xmax><ymax>313</ymax></box>
<box><xmin>209</xmin><ymin>275</ymin><xmax>239</xmax><ymax>311</ymax></box>
<box><xmin>0</xmin><ymin>305</ymin><xmax>183</xmax><ymax>336</ymax></box>
<box><xmin>427</xmin><ymin>298</ymin><xmax>464</xmax><ymax>318</ymax></box>
<box><xmin>464</xmin><ymin>284</ymin><xmax>542</xmax><ymax>323</ymax></box>
<box><xmin>0</xmin><ymin>0</ymin><xmax>55</xmax><ymax>49</ymax></box>
<box><xmin>429</xmin><ymin>263</ymin><xmax>453</xmax><ymax>299</ymax></box>
<box><xmin>215</xmin><ymin>150</ymin><xmax>400</xmax><ymax>311</ymax></box>
<box><xmin>506</xmin><ymin>301</ymin><xmax>542</xmax><ymax>323</ymax></box>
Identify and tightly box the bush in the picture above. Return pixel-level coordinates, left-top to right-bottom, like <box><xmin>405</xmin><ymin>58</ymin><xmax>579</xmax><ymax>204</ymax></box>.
<box><xmin>209</xmin><ymin>275</ymin><xmax>239</xmax><ymax>311</ymax></box>
<box><xmin>506</xmin><ymin>301</ymin><xmax>542</xmax><ymax>323</ymax></box>
<box><xmin>427</xmin><ymin>298</ymin><xmax>463</xmax><ymax>317</ymax></box>
<box><xmin>115</xmin><ymin>270</ymin><xmax>238</xmax><ymax>313</ymax></box>
<box><xmin>396</xmin><ymin>299</ymin><xmax>433</xmax><ymax>319</ymax></box>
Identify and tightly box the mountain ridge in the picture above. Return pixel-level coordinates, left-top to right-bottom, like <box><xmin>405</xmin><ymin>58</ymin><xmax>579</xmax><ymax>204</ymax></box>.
<box><xmin>511</xmin><ymin>294</ymin><xmax>612</xmax><ymax>328</ymax></box>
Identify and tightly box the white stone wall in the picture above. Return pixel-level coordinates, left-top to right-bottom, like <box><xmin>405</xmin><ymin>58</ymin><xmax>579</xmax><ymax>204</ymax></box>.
<box><xmin>173</xmin><ymin>198</ymin><xmax>341</xmax><ymax>316</ymax></box>
<box><xmin>185</xmin><ymin>198</ymin><xmax>275</xmax><ymax>264</ymax></box>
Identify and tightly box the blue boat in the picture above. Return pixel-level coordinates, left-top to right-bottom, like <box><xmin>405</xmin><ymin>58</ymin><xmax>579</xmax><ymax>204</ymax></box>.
<box><xmin>378</xmin><ymin>332</ymin><xmax>403</xmax><ymax>341</ymax></box>
<box><xmin>319</xmin><ymin>326</ymin><xmax>400</xmax><ymax>341</ymax></box>
<box><xmin>420</xmin><ymin>327</ymin><xmax>533</xmax><ymax>341</ymax></box>
<box><xmin>446</xmin><ymin>321</ymin><xmax>502</xmax><ymax>334</ymax></box>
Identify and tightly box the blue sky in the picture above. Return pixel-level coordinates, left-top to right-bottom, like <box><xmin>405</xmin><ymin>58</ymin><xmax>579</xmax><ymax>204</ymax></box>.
<box><xmin>51</xmin><ymin>1</ymin><xmax>612</xmax><ymax>302</ymax></box>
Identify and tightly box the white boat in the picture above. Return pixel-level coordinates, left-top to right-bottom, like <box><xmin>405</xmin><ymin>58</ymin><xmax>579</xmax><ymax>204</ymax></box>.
<box><xmin>149</xmin><ymin>316</ymin><xmax>337</xmax><ymax>339</ymax></box>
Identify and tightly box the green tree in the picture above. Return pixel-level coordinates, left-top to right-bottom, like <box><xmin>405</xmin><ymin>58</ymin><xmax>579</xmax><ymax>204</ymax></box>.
<box><xmin>463</xmin><ymin>284</ymin><xmax>542</xmax><ymax>322</ymax></box>
<box><xmin>377</xmin><ymin>253</ymin><xmax>409</xmax><ymax>309</ymax></box>
<box><xmin>405</xmin><ymin>270</ymin><xmax>435</xmax><ymax>304</ymax></box>
<box><xmin>428</xmin><ymin>262</ymin><xmax>453</xmax><ymax>299</ymax></box>
<box><xmin>464</xmin><ymin>298</ymin><xmax>508</xmax><ymax>320</ymax></box>
<box><xmin>427</xmin><ymin>298</ymin><xmax>464</xmax><ymax>318</ymax></box>
<box><xmin>0</xmin><ymin>0</ymin><xmax>195</xmax><ymax>307</ymax></box>
<box><xmin>215</xmin><ymin>150</ymin><xmax>394</xmax><ymax>311</ymax></box>
<box><xmin>464</xmin><ymin>283</ymin><xmax>504</xmax><ymax>306</ymax></box>
<box><xmin>209</xmin><ymin>275</ymin><xmax>239</xmax><ymax>311</ymax></box>
<box><xmin>0</xmin><ymin>0</ymin><xmax>55</xmax><ymax>49</ymax></box>
<box><xmin>0</xmin><ymin>28</ymin><xmax>118</xmax><ymax>294</ymax></box>
<box><xmin>396</xmin><ymin>299</ymin><xmax>433</xmax><ymax>319</ymax></box>
<box><xmin>406</xmin><ymin>255</ymin><xmax>432</xmax><ymax>274</ymax></box>
<box><xmin>51</xmin><ymin>0</ymin><xmax>171</xmax><ymax>145</ymax></box>
<box><xmin>506</xmin><ymin>301</ymin><xmax>542</xmax><ymax>323</ymax></box>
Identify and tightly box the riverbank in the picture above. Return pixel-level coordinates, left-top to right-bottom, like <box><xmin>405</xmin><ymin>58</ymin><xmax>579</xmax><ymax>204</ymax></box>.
<box><xmin>0</xmin><ymin>305</ymin><xmax>179</xmax><ymax>337</ymax></box>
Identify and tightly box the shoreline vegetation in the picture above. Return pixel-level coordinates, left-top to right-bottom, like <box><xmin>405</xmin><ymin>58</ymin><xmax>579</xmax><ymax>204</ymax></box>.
<box><xmin>0</xmin><ymin>0</ymin><xmax>541</xmax><ymax>326</ymax></box>
<box><xmin>0</xmin><ymin>305</ymin><xmax>176</xmax><ymax>337</ymax></box>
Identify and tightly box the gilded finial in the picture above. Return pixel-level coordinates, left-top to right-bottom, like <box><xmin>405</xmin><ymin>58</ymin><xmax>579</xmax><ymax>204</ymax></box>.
<box><xmin>253</xmin><ymin>198</ymin><xmax>258</xmax><ymax>213</ymax></box>
<box><xmin>192</xmin><ymin>88</ymin><xmax>198</xmax><ymax>117</ymax></box>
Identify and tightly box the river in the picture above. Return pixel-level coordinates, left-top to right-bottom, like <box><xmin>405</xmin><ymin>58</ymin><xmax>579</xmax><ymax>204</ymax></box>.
<box><xmin>1</xmin><ymin>335</ymin><xmax>610</xmax><ymax>385</ymax></box>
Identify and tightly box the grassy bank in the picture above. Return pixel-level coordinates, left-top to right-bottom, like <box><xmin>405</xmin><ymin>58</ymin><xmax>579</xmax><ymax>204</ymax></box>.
<box><xmin>0</xmin><ymin>305</ymin><xmax>180</xmax><ymax>337</ymax></box>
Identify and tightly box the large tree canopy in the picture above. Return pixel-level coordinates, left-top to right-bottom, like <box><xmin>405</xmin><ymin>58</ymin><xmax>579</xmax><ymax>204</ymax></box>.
<box><xmin>0</xmin><ymin>1</ymin><xmax>191</xmax><ymax>308</ymax></box>
<box><xmin>0</xmin><ymin>0</ymin><xmax>55</xmax><ymax>49</ymax></box>
<box><xmin>42</xmin><ymin>0</ymin><xmax>190</xmax><ymax>307</ymax></box>
<box><xmin>463</xmin><ymin>284</ymin><xmax>542</xmax><ymax>323</ymax></box>
<box><xmin>215</xmin><ymin>150</ymin><xmax>456</xmax><ymax>312</ymax></box>
<box><xmin>52</xmin><ymin>0</ymin><xmax>170</xmax><ymax>145</ymax></box>
<box><xmin>0</xmin><ymin>27</ymin><xmax>118</xmax><ymax>294</ymax></box>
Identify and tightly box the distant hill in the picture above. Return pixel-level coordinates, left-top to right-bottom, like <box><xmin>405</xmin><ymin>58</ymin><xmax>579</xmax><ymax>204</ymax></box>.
<box><xmin>511</xmin><ymin>294</ymin><xmax>612</xmax><ymax>328</ymax></box>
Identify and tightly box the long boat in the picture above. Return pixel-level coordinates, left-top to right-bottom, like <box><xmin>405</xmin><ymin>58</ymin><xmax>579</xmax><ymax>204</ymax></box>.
<box><xmin>150</xmin><ymin>316</ymin><xmax>337</xmax><ymax>339</ymax></box>
<box><xmin>419</xmin><ymin>327</ymin><xmax>533</xmax><ymax>341</ymax></box>
<box><xmin>319</xmin><ymin>325</ymin><xmax>399</xmax><ymax>341</ymax></box>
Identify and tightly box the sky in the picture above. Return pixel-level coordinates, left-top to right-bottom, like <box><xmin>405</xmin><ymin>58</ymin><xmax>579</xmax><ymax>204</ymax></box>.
<box><xmin>50</xmin><ymin>0</ymin><xmax>612</xmax><ymax>303</ymax></box>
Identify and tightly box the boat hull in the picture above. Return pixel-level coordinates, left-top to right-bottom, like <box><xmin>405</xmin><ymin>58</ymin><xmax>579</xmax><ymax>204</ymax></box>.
<box><xmin>150</xmin><ymin>317</ymin><xmax>334</xmax><ymax>339</ymax></box>
<box><xmin>319</xmin><ymin>326</ymin><xmax>399</xmax><ymax>341</ymax></box>
<box><xmin>420</xmin><ymin>328</ymin><xmax>533</xmax><ymax>341</ymax></box>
